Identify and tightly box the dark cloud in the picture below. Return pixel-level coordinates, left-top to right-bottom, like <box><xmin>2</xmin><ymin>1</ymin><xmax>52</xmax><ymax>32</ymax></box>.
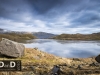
<box><xmin>27</xmin><ymin>0</ymin><xmax>64</xmax><ymax>14</ymax></box>
<box><xmin>27</xmin><ymin>0</ymin><xmax>86</xmax><ymax>15</ymax></box>
<box><xmin>0</xmin><ymin>0</ymin><xmax>100</xmax><ymax>34</ymax></box>
<box><xmin>71</xmin><ymin>12</ymin><xmax>100</xmax><ymax>25</ymax></box>
<box><xmin>0</xmin><ymin>0</ymin><xmax>30</xmax><ymax>21</ymax></box>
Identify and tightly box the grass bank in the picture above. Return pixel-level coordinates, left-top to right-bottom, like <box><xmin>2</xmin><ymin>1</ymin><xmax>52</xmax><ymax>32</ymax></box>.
<box><xmin>0</xmin><ymin>33</ymin><xmax>36</xmax><ymax>42</ymax></box>
<box><xmin>0</xmin><ymin>48</ymin><xmax>99</xmax><ymax>75</ymax></box>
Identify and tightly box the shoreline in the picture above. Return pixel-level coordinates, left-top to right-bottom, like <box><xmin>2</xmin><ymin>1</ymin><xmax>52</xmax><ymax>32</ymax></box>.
<box><xmin>0</xmin><ymin>48</ymin><xmax>100</xmax><ymax>75</ymax></box>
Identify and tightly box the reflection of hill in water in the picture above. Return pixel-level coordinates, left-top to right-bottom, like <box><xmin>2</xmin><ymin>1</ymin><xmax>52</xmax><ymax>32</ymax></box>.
<box><xmin>25</xmin><ymin>39</ymin><xmax>100</xmax><ymax>46</ymax></box>
<box><xmin>55</xmin><ymin>40</ymin><xmax>100</xmax><ymax>44</ymax></box>
<box><xmin>24</xmin><ymin>39</ymin><xmax>100</xmax><ymax>58</ymax></box>
<box><xmin>25</xmin><ymin>39</ymin><xmax>54</xmax><ymax>44</ymax></box>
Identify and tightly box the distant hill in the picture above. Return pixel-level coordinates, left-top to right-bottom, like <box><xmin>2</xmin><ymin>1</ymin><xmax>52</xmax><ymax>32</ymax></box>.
<box><xmin>1</xmin><ymin>28</ymin><xmax>100</xmax><ymax>40</ymax></box>
<box><xmin>0</xmin><ymin>33</ymin><xmax>36</xmax><ymax>42</ymax></box>
<box><xmin>0</xmin><ymin>28</ymin><xmax>34</xmax><ymax>34</ymax></box>
<box><xmin>0</xmin><ymin>28</ymin><xmax>56</xmax><ymax>39</ymax></box>
<box><xmin>32</xmin><ymin>32</ymin><xmax>57</xmax><ymax>39</ymax></box>
<box><xmin>0</xmin><ymin>28</ymin><xmax>36</xmax><ymax>42</ymax></box>
<box><xmin>52</xmin><ymin>32</ymin><xmax>100</xmax><ymax>40</ymax></box>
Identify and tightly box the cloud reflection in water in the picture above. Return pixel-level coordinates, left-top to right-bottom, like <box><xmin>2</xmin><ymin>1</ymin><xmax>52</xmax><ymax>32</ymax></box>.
<box><xmin>24</xmin><ymin>39</ymin><xmax>100</xmax><ymax>58</ymax></box>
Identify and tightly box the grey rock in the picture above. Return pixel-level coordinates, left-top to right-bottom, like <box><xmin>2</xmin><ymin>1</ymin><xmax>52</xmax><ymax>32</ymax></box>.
<box><xmin>29</xmin><ymin>66</ymin><xmax>35</xmax><ymax>71</ymax></box>
<box><xmin>89</xmin><ymin>62</ymin><xmax>100</xmax><ymax>67</ymax></box>
<box><xmin>69</xmin><ymin>66</ymin><xmax>74</xmax><ymax>68</ymax></box>
<box><xmin>95</xmin><ymin>54</ymin><xmax>100</xmax><ymax>63</ymax></box>
<box><xmin>77</xmin><ymin>65</ymin><xmax>82</xmax><ymax>70</ymax></box>
<box><xmin>0</xmin><ymin>38</ymin><xmax>25</xmax><ymax>57</ymax></box>
<box><xmin>34</xmin><ymin>47</ymin><xmax>38</xmax><ymax>50</ymax></box>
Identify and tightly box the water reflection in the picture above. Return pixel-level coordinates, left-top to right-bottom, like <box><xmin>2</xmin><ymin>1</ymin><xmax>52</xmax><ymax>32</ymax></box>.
<box><xmin>24</xmin><ymin>39</ymin><xmax>100</xmax><ymax>58</ymax></box>
<box><xmin>26</xmin><ymin>39</ymin><xmax>53</xmax><ymax>44</ymax></box>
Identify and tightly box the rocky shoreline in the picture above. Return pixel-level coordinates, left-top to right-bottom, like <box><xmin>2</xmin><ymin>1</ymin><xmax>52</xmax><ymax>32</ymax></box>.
<box><xmin>21</xmin><ymin>48</ymin><xmax>100</xmax><ymax>75</ymax></box>
<box><xmin>0</xmin><ymin>48</ymin><xmax>100</xmax><ymax>75</ymax></box>
<box><xmin>0</xmin><ymin>38</ymin><xmax>100</xmax><ymax>75</ymax></box>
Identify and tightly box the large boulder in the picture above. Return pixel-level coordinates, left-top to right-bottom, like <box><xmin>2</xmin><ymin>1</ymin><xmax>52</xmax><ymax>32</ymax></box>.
<box><xmin>0</xmin><ymin>38</ymin><xmax>25</xmax><ymax>57</ymax></box>
<box><xmin>95</xmin><ymin>54</ymin><xmax>100</xmax><ymax>63</ymax></box>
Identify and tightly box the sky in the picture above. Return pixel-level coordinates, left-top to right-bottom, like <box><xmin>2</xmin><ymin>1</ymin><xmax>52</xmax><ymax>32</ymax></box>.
<box><xmin>0</xmin><ymin>0</ymin><xmax>100</xmax><ymax>34</ymax></box>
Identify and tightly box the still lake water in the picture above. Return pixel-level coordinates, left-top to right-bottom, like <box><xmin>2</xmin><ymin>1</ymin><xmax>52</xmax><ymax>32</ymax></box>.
<box><xmin>24</xmin><ymin>39</ymin><xmax>100</xmax><ymax>58</ymax></box>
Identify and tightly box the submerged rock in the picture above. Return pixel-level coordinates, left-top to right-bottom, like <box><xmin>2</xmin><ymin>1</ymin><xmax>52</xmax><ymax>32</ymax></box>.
<box><xmin>0</xmin><ymin>38</ymin><xmax>25</xmax><ymax>57</ymax></box>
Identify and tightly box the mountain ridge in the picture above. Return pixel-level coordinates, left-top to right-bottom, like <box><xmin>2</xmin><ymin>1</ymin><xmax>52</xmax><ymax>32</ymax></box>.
<box><xmin>32</xmin><ymin>32</ymin><xmax>57</xmax><ymax>39</ymax></box>
<box><xmin>0</xmin><ymin>28</ymin><xmax>100</xmax><ymax>40</ymax></box>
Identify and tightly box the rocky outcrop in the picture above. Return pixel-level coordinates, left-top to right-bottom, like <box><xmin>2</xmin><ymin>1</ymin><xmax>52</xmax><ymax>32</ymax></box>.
<box><xmin>95</xmin><ymin>54</ymin><xmax>100</xmax><ymax>63</ymax></box>
<box><xmin>0</xmin><ymin>38</ymin><xmax>25</xmax><ymax>57</ymax></box>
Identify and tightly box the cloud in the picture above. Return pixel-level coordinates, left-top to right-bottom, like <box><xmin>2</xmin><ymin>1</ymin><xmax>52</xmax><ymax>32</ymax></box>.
<box><xmin>0</xmin><ymin>0</ymin><xmax>100</xmax><ymax>34</ymax></box>
<box><xmin>71</xmin><ymin>11</ymin><xmax>100</xmax><ymax>25</ymax></box>
<box><xmin>0</xmin><ymin>18</ymin><xmax>30</xmax><ymax>30</ymax></box>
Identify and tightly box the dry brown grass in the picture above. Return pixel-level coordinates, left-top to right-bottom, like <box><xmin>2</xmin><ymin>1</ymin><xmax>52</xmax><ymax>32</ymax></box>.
<box><xmin>0</xmin><ymin>48</ymin><xmax>99</xmax><ymax>75</ymax></box>
<box><xmin>0</xmin><ymin>48</ymin><xmax>72</xmax><ymax>66</ymax></box>
<box><xmin>0</xmin><ymin>48</ymin><xmax>97</xmax><ymax>66</ymax></box>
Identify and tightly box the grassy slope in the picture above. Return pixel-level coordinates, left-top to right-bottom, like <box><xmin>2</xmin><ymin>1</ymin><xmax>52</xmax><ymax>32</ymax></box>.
<box><xmin>0</xmin><ymin>33</ymin><xmax>36</xmax><ymax>42</ymax></box>
<box><xmin>0</xmin><ymin>48</ymin><xmax>99</xmax><ymax>75</ymax></box>
<box><xmin>53</xmin><ymin>33</ymin><xmax>100</xmax><ymax>40</ymax></box>
<box><xmin>0</xmin><ymin>48</ymin><xmax>72</xmax><ymax>65</ymax></box>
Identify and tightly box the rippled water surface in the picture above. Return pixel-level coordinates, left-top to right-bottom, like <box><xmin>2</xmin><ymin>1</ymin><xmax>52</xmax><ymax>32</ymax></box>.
<box><xmin>24</xmin><ymin>39</ymin><xmax>100</xmax><ymax>58</ymax></box>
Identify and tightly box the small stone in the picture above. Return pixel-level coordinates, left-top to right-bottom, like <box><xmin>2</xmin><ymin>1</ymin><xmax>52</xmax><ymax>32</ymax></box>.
<box><xmin>77</xmin><ymin>65</ymin><xmax>82</xmax><ymax>70</ymax></box>
<box><xmin>29</xmin><ymin>66</ymin><xmax>35</xmax><ymax>70</ymax></box>
<box><xmin>34</xmin><ymin>47</ymin><xmax>38</xmax><ymax>50</ymax></box>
